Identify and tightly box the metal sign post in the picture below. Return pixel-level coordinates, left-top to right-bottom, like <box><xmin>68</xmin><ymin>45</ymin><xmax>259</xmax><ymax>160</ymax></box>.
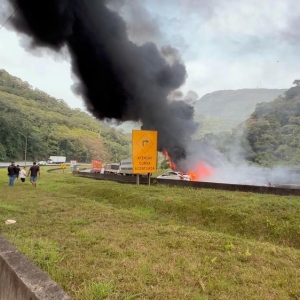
<box><xmin>132</xmin><ymin>130</ymin><xmax>158</xmax><ymax>186</ymax></box>
<box><xmin>136</xmin><ymin>174</ymin><xmax>140</xmax><ymax>185</ymax></box>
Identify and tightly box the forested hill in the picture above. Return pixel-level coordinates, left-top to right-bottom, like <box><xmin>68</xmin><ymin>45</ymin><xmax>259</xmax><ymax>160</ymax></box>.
<box><xmin>189</xmin><ymin>88</ymin><xmax>286</xmax><ymax>137</ymax></box>
<box><xmin>246</xmin><ymin>85</ymin><xmax>300</xmax><ymax>165</ymax></box>
<box><xmin>193</xmin><ymin>88</ymin><xmax>286</xmax><ymax>120</ymax></box>
<box><xmin>0</xmin><ymin>69</ymin><xmax>131</xmax><ymax>162</ymax></box>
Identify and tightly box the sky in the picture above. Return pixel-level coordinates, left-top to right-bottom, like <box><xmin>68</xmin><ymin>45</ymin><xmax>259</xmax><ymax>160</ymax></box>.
<box><xmin>0</xmin><ymin>0</ymin><xmax>300</xmax><ymax>110</ymax></box>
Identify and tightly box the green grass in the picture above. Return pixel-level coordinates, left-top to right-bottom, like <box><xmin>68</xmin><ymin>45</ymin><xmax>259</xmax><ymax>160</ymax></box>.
<box><xmin>1</xmin><ymin>168</ymin><xmax>300</xmax><ymax>299</ymax></box>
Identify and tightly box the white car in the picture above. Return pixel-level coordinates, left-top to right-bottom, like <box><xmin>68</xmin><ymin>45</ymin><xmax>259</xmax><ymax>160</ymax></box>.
<box><xmin>157</xmin><ymin>171</ymin><xmax>190</xmax><ymax>181</ymax></box>
<box><xmin>38</xmin><ymin>161</ymin><xmax>47</xmax><ymax>165</ymax></box>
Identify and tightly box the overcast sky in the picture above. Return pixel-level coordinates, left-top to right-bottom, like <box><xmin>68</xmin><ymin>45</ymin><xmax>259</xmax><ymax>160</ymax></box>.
<box><xmin>0</xmin><ymin>0</ymin><xmax>300</xmax><ymax>110</ymax></box>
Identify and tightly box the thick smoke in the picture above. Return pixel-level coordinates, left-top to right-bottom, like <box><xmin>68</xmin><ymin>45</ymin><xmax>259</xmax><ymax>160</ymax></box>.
<box><xmin>167</xmin><ymin>90</ymin><xmax>199</xmax><ymax>104</ymax></box>
<box><xmin>107</xmin><ymin>0</ymin><xmax>162</xmax><ymax>46</ymax></box>
<box><xmin>7</xmin><ymin>0</ymin><xmax>198</xmax><ymax>163</ymax></box>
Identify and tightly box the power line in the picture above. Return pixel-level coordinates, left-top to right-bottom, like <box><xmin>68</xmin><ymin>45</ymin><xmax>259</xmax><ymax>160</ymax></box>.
<box><xmin>0</xmin><ymin>9</ymin><xmax>17</xmax><ymax>31</ymax></box>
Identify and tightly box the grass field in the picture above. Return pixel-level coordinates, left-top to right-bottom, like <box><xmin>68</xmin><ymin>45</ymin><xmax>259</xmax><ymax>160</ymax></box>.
<box><xmin>1</xmin><ymin>167</ymin><xmax>300</xmax><ymax>299</ymax></box>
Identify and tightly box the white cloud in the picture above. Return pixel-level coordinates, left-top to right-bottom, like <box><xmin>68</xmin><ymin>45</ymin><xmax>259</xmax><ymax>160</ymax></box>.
<box><xmin>0</xmin><ymin>28</ymin><xmax>84</xmax><ymax>109</ymax></box>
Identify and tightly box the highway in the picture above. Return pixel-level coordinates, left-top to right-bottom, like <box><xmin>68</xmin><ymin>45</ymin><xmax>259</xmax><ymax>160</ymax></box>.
<box><xmin>0</xmin><ymin>162</ymin><xmax>73</xmax><ymax>168</ymax></box>
<box><xmin>0</xmin><ymin>162</ymin><xmax>34</xmax><ymax>167</ymax></box>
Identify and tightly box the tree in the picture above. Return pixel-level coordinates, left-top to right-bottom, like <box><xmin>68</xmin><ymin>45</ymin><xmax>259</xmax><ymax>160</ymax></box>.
<box><xmin>293</xmin><ymin>80</ymin><xmax>300</xmax><ymax>86</ymax></box>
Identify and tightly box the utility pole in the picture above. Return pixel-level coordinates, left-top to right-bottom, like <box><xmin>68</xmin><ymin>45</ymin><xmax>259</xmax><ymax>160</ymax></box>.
<box><xmin>18</xmin><ymin>132</ymin><xmax>27</xmax><ymax>166</ymax></box>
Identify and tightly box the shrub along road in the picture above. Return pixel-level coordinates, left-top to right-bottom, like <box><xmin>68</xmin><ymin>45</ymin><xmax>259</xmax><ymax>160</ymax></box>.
<box><xmin>0</xmin><ymin>168</ymin><xmax>300</xmax><ymax>299</ymax></box>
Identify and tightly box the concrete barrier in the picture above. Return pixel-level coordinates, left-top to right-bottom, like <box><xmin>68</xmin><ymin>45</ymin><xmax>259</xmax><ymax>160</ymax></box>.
<box><xmin>75</xmin><ymin>172</ymin><xmax>300</xmax><ymax>197</ymax></box>
<box><xmin>156</xmin><ymin>178</ymin><xmax>300</xmax><ymax>196</ymax></box>
<box><xmin>75</xmin><ymin>172</ymin><xmax>151</xmax><ymax>184</ymax></box>
<box><xmin>0</xmin><ymin>235</ymin><xmax>72</xmax><ymax>300</ymax></box>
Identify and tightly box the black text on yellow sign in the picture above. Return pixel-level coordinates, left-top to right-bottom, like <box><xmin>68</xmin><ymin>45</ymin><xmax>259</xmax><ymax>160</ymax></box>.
<box><xmin>132</xmin><ymin>130</ymin><xmax>158</xmax><ymax>174</ymax></box>
<box><xmin>61</xmin><ymin>164</ymin><xmax>67</xmax><ymax>169</ymax></box>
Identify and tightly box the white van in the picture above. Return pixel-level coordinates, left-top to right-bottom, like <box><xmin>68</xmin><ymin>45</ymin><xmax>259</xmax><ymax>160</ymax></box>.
<box><xmin>119</xmin><ymin>158</ymin><xmax>133</xmax><ymax>176</ymax></box>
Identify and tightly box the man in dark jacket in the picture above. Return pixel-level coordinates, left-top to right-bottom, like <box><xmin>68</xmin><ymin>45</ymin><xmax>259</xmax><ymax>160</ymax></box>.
<box><xmin>7</xmin><ymin>162</ymin><xmax>17</xmax><ymax>186</ymax></box>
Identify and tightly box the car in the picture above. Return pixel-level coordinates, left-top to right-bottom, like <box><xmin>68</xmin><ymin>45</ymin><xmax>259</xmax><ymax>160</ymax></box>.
<box><xmin>38</xmin><ymin>161</ymin><xmax>47</xmax><ymax>165</ymax></box>
<box><xmin>157</xmin><ymin>171</ymin><xmax>190</xmax><ymax>181</ymax></box>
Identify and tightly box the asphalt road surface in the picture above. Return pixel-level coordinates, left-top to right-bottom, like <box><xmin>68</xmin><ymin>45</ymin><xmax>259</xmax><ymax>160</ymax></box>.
<box><xmin>0</xmin><ymin>162</ymin><xmax>34</xmax><ymax>167</ymax></box>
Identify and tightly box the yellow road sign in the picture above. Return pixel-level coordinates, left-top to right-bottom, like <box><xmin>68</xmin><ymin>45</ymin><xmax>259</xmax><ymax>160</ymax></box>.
<box><xmin>132</xmin><ymin>130</ymin><xmax>158</xmax><ymax>174</ymax></box>
<box><xmin>61</xmin><ymin>163</ymin><xmax>67</xmax><ymax>169</ymax></box>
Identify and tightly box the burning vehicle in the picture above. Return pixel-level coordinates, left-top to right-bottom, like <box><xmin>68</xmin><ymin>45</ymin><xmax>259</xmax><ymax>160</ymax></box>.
<box><xmin>162</xmin><ymin>150</ymin><xmax>214</xmax><ymax>182</ymax></box>
<box><xmin>157</xmin><ymin>171</ymin><xmax>191</xmax><ymax>181</ymax></box>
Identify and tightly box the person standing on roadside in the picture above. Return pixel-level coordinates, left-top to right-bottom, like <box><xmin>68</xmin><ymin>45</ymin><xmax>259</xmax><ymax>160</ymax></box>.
<box><xmin>20</xmin><ymin>167</ymin><xmax>27</xmax><ymax>185</ymax></box>
<box><xmin>27</xmin><ymin>162</ymin><xmax>40</xmax><ymax>187</ymax></box>
<box><xmin>15</xmin><ymin>164</ymin><xmax>21</xmax><ymax>182</ymax></box>
<box><xmin>7</xmin><ymin>162</ymin><xmax>17</xmax><ymax>186</ymax></box>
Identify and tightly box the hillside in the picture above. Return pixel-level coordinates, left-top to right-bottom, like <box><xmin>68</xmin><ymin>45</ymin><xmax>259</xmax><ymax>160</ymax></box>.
<box><xmin>79</xmin><ymin>88</ymin><xmax>288</xmax><ymax>142</ymax></box>
<box><xmin>118</xmin><ymin>89</ymin><xmax>288</xmax><ymax>138</ymax></box>
<box><xmin>193</xmin><ymin>115</ymin><xmax>241</xmax><ymax>138</ymax></box>
<box><xmin>193</xmin><ymin>89</ymin><xmax>287</xmax><ymax>132</ymax></box>
<box><xmin>245</xmin><ymin>85</ymin><xmax>300</xmax><ymax>166</ymax></box>
<box><xmin>0</xmin><ymin>69</ymin><xmax>131</xmax><ymax>162</ymax></box>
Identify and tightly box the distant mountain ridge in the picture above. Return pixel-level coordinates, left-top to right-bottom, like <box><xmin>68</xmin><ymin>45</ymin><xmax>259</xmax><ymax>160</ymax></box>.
<box><xmin>193</xmin><ymin>89</ymin><xmax>287</xmax><ymax>121</ymax></box>
<box><xmin>115</xmin><ymin>89</ymin><xmax>288</xmax><ymax>136</ymax></box>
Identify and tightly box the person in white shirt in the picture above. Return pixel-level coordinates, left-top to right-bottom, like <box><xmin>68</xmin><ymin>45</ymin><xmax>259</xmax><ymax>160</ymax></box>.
<box><xmin>20</xmin><ymin>167</ymin><xmax>27</xmax><ymax>185</ymax></box>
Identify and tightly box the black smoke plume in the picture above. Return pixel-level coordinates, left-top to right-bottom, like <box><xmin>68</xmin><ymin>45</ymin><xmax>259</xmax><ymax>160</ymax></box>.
<box><xmin>8</xmin><ymin>0</ymin><xmax>198</xmax><ymax>163</ymax></box>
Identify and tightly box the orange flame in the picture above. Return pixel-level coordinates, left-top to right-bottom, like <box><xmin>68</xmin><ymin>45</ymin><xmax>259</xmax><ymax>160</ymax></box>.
<box><xmin>162</xmin><ymin>150</ymin><xmax>176</xmax><ymax>171</ymax></box>
<box><xmin>187</xmin><ymin>163</ymin><xmax>214</xmax><ymax>181</ymax></box>
<box><xmin>163</xmin><ymin>150</ymin><xmax>214</xmax><ymax>181</ymax></box>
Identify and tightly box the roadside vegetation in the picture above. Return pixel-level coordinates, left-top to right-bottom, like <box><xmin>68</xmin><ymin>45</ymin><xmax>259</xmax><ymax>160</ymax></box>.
<box><xmin>201</xmin><ymin>82</ymin><xmax>300</xmax><ymax>167</ymax></box>
<box><xmin>0</xmin><ymin>69</ymin><xmax>131</xmax><ymax>163</ymax></box>
<box><xmin>1</xmin><ymin>168</ymin><xmax>300</xmax><ymax>299</ymax></box>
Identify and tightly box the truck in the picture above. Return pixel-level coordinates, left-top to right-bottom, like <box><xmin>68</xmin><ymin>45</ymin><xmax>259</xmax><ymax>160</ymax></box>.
<box><xmin>104</xmin><ymin>163</ymin><xmax>120</xmax><ymax>174</ymax></box>
<box><xmin>118</xmin><ymin>158</ymin><xmax>133</xmax><ymax>176</ymax></box>
<box><xmin>118</xmin><ymin>158</ymin><xmax>149</xmax><ymax>177</ymax></box>
<box><xmin>91</xmin><ymin>159</ymin><xmax>103</xmax><ymax>173</ymax></box>
<box><xmin>47</xmin><ymin>156</ymin><xmax>66</xmax><ymax>164</ymax></box>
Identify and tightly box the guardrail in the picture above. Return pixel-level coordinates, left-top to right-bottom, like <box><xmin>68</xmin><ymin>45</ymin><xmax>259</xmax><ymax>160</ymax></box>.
<box><xmin>75</xmin><ymin>172</ymin><xmax>300</xmax><ymax>197</ymax></box>
<box><xmin>74</xmin><ymin>172</ymin><xmax>151</xmax><ymax>184</ymax></box>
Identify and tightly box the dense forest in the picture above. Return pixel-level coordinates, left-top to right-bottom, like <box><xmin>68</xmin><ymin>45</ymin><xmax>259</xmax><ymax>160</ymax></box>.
<box><xmin>0</xmin><ymin>69</ymin><xmax>131</xmax><ymax>162</ymax></box>
<box><xmin>245</xmin><ymin>84</ymin><xmax>300</xmax><ymax>166</ymax></box>
<box><xmin>200</xmin><ymin>83</ymin><xmax>300</xmax><ymax>167</ymax></box>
